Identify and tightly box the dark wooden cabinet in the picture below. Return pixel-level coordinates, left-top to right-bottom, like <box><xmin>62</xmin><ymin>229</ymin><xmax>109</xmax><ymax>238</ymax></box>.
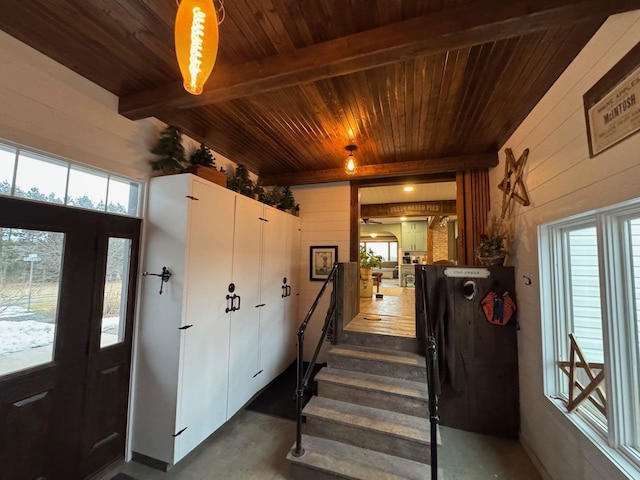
<box><xmin>417</xmin><ymin>265</ymin><xmax>519</xmax><ymax>439</ymax></box>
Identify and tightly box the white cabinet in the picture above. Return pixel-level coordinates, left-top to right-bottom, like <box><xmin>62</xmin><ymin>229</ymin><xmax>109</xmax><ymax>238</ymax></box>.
<box><xmin>132</xmin><ymin>174</ymin><xmax>300</xmax><ymax>467</ymax></box>
<box><xmin>401</xmin><ymin>221</ymin><xmax>427</xmax><ymax>252</ymax></box>
<box><xmin>227</xmin><ymin>199</ymin><xmax>301</xmax><ymax>413</ymax></box>
<box><xmin>132</xmin><ymin>174</ymin><xmax>234</xmax><ymax>466</ymax></box>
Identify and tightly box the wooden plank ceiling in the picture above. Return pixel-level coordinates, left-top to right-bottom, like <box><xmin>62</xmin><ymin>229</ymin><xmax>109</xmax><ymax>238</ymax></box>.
<box><xmin>1</xmin><ymin>1</ymin><xmax>639</xmax><ymax>185</ymax></box>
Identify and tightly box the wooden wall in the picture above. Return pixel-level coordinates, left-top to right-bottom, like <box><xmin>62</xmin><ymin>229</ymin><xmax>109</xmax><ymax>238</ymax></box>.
<box><xmin>456</xmin><ymin>169</ymin><xmax>491</xmax><ymax>265</ymax></box>
<box><xmin>489</xmin><ymin>12</ymin><xmax>640</xmax><ymax>480</ymax></box>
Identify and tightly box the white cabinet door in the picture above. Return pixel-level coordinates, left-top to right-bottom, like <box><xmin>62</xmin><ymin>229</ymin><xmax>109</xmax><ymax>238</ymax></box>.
<box><xmin>227</xmin><ymin>194</ymin><xmax>264</xmax><ymax>417</ymax></box>
<box><xmin>258</xmin><ymin>206</ymin><xmax>288</xmax><ymax>388</ymax></box>
<box><xmin>284</xmin><ymin>215</ymin><xmax>301</xmax><ymax>366</ymax></box>
<box><xmin>414</xmin><ymin>222</ymin><xmax>427</xmax><ymax>251</ymax></box>
<box><xmin>175</xmin><ymin>179</ymin><xmax>234</xmax><ymax>462</ymax></box>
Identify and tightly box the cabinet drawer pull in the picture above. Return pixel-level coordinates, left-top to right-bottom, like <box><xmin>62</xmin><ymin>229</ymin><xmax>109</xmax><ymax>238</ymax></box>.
<box><xmin>178</xmin><ymin>325</ymin><xmax>193</xmax><ymax>330</ymax></box>
<box><xmin>172</xmin><ymin>427</ymin><xmax>188</xmax><ymax>437</ymax></box>
<box><xmin>185</xmin><ymin>195</ymin><xmax>199</xmax><ymax>201</ymax></box>
<box><xmin>252</xmin><ymin>370</ymin><xmax>263</xmax><ymax>378</ymax></box>
<box><xmin>255</xmin><ymin>303</ymin><xmax>265</xmax><ymax>308</ymax></box>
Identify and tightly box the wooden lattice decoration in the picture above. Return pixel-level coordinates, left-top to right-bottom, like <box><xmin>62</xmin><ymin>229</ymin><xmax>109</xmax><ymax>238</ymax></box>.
<box><xmin>498</xmin><ymin>148</ymin><xmax>531</xmax><ymax>218</ymax></box>
<box><xmin>557</xmin><ymin>333</ymin><xmax>607</xmax><ymax>417</ymax></box>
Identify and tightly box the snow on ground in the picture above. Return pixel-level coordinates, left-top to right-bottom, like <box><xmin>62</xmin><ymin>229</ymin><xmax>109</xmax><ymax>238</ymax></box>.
<box><xmin>0</xmin><ymin>315</ymin><xmax>120</xmax><ymax>355</ymax></box>
<box><xmin>0</xmin><ymin>306</ymin><xmax>35</xmax><ymax>319</ymax></box>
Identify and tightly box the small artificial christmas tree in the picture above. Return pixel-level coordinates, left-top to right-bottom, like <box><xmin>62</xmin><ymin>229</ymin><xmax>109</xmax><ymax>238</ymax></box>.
<box><xmin>189</xmin><ymin>143</ymin><xmax>216</xmax><ymax>168</ymax></box>
<box><xmin>149</xmin><ymin>126</ymin><xmax>186</xmax><ymax>174</ymax></box>
<box><xmin>227</xmin><ymin>164</ymin><xmax>255</xmax><ymax>197</ymax></box>
<box><xmin>278</xmin><ymin>186</ymin><xmax>295</xmax><ymax>211</ymax></box>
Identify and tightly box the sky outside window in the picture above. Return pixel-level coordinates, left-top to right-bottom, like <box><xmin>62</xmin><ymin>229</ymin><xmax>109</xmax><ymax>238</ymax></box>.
<box><xmin>67</xmin><ymin>166</ymin><xmax>108</xmax><ymax>211</ymax></box>
<box><xmin>107</xmin><ymin>177</ymin><xmax>139</xmax><ymax>215</ymax></box>
<box><xmin>14</xmin><ymin>152</ymin><xmax>67</xmax><ymax>203</ymax></box>
<box><xmin>0</xmin><ymin>146</ymin><xmax>16</xmax><ymax>193</ymax></box>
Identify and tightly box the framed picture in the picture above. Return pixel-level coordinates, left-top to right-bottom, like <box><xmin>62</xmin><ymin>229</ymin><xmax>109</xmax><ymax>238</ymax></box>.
<box><xmin>584</xmin><ymin>42</ymin><xmax>640</xmax><ymax>157</ymax></box>
<box><xmin>309</xmin><ymin>245</ymin><xmax>338</xmax><ymax>281</ymax></box>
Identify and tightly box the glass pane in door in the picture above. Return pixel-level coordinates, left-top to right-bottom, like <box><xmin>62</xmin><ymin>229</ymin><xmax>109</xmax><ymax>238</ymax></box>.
<box><xmin>100</xmin><ymin>237</ymin><xmax>131</xmax><ymax>348</ymax></box>
<box><xmin>0</xmin><ymin>228</ymin><xmax>64</xmax><ymax>376</ymax></box>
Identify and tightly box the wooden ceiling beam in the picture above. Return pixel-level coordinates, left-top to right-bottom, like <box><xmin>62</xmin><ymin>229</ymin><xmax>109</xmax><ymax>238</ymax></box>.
<box><xmin>119</xmin><ymin>0</ymin><xmax>640</xmax><ymax>120</ymax></box>
<box><xmin>260</xmin><ymin>153</ymin><xmax>498</xmax><ymax>186</ymax></box>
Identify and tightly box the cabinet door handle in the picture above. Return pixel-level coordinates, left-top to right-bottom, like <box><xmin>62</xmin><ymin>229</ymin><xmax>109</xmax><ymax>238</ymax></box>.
<box><xmin>172</xmin><ymin>427</ymin><xmax>188</xmax><ymax>437</ymax></box>
<box><xmin>281</xmin><ymin>285</ymin><xmax>287</xmax><ymax>298</ymax></box>
<box><xmin>225</xmin><ymin>294</ymin><xmax>233</xmax><ymax>313</ymax></box>
<box><xmin>286</xmin><ymin>285</ymin><xmax>291</xmax><ymax>297</ymax></box>
<box><xmin>234</xmin><ymin>294</ymin><xmax>241</xmax><ymax>311</ymax></box>
<box><xmin>178</xmin><ymin>325</ymin><xmax>193</xmax><ymax>330</ymax></box>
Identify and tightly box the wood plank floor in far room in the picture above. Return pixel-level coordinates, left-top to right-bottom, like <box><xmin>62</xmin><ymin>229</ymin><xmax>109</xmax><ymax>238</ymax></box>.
<box><xmin>347</xmin><ymin>278</ymin><xmax>416</xmax><ymax>338</ymax></box>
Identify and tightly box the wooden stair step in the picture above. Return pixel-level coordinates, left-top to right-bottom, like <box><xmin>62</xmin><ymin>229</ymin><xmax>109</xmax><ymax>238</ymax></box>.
<box><xmin>315</xmin><ymin>367</ymin><xmax>428</xmax><ymax>417</ymax></box>
<box><xmin>327</xmin><ymin>345</ymin><xmax>427</xmax><ymax>381</ymax></box>
<box><xmin>316</xmin><ymin>367</ymin><xmax>428</xmax><ymax>398</ymax></box>
<box><xmin>287</xmin><ymin>434</ymin><xmax>442</xmax><ymax>480</ymax></box>
<box><xmin>303</xmin><ymin>396</ymin><xmax>439</xmax><ymax>463</ymax></box>
<box><xmin>304</xmin><ymin>396</ymin><xmax>440</xmax><ymax>445</ymax></box>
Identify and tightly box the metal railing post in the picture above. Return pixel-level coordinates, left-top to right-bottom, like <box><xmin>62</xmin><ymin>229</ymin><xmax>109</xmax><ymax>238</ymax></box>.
<box><xmin>427</xmin><ymin>336</ymin><xmax>439</xmax><ymax>479</ymax></box>
<box><xmin>291</xmin><ymin>330</ymin><xmax>305</xmax><ymax>457</ymax></box>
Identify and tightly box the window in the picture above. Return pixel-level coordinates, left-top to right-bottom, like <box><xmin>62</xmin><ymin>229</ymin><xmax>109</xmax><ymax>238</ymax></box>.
<box><xmin>0</xmin><ymin>141</ymin><xmax>142</xmax><ymax>217</ymax></box>
<box><xmin>100</xmin><ymin>237</ymin><xmax>132</xmax><ymax>348</ymax></box>
<box><xmin>540</xmin><ymin>198</ymin><xmax>640</xmax><ymax>472</ymax></box>
<box><xmin>360</xmin><ymin>241</ymin><xmax>398</xmax><ymax>261</ymax></box>
<box><xmin>0</xmin><ymin>228</ymin><xmax>65</xmax><ymax>376</ymax></box>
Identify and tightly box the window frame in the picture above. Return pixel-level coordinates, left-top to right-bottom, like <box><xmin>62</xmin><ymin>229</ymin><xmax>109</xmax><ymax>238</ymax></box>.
<box><xmin>539</xmin><ymin>197</ymin><xmax>640</xmax><ymax>473</ymax></box>
<box><xmin>0</xmin><ymin>140</ymin><xmax>143</xmax><ymax>217</ymax></box>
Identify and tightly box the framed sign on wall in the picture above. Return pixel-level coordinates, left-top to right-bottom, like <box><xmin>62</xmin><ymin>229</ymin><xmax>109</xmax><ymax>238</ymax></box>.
<box><xmin>584</xmin><ymin>42</ymin><xmax>640</xmax><ymax>157</ymax></box>
<box><xmin>309</xmin><ymin>245</ymin><xmax>338</xmax><ymax>281</ymax></box>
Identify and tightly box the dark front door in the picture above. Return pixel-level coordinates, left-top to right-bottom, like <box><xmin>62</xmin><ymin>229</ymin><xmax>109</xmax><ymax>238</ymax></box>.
<box><xmin>0</xmin><ymin>197</ymin><xmax>140</xmax><ymax>479</ymax></box>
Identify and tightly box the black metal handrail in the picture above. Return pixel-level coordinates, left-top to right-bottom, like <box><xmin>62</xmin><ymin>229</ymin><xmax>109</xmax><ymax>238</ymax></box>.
<box><xmin>290</xmin><ymin>263</ymin><xmax>338</xmax><ymax>458</ymax></box>
<box><xmin>418</xmin><ymin>266</ymin><xmax>439</xmax><ymax>479</ymax></box>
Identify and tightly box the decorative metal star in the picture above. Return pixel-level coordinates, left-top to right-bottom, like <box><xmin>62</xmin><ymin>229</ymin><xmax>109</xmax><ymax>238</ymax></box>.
<box><xmin>498</xmin><ymin>148</ymin><xmax>530</xmax><ymax>218</ymax></box>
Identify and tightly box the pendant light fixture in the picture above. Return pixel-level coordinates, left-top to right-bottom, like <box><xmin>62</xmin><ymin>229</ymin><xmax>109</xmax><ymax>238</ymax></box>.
<box><xmin>175</xmin><ymin>0</ymin><xmax>225</xmax><ymax>95</ymax></box>
<box><xmin>344</xmin><ymin>145</ymin><xmax>358</xmax><ymax>175</ymax></box>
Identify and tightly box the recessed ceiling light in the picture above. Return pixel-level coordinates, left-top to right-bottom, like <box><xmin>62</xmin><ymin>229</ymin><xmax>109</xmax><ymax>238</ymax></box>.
<box><xmin>404</xmin><ymin>186</ymin><xmax>414</xmax><ymax>192</ymax></box>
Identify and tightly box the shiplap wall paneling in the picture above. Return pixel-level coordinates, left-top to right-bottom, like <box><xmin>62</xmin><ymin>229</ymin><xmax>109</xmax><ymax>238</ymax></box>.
<box><xmin>488</xmin><ymin>12</ymin><xmax>640</xmax><ymax>480</ymax></box>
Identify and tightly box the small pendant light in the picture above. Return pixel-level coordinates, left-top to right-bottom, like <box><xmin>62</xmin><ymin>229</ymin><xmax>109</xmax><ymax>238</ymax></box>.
<box><xmin>345</xmin><ymin>145</ymin><xmax>358</xmax><ymax>175</ymax></box>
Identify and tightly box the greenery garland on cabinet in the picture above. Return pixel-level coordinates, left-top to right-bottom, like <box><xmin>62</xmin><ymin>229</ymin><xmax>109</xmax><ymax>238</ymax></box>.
<box><xmin>148</xmin><ymin>125</ymin><xmax>298</xmax><ymax>215</ymax></box>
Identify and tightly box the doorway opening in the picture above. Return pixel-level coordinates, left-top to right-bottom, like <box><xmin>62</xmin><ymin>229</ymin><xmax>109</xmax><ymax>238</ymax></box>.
<box><xmin>345</xmin><ymin>179</ymin><xmax>458</xmax><ymax>339</ymax></box>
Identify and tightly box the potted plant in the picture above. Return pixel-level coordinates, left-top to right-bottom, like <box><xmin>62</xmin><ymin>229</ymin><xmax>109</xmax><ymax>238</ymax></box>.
<box><xmin>360</xmin><ymin>245</ymin><xmax>383</xmax><ymax>279</ymax></box>
<box><xmin>185</xmin><ymin>143</ymin><xmax>227</xmax><ymax>187</ymax></box>
<box><xmin>149</xmin><ymin>125</ymin><xmax>187</xmax><ymax>174</ymax></box>
<box><xmin>475</xmin><ymin>214</ymin><xmax>513</xmax><ymax>266</ymax></box>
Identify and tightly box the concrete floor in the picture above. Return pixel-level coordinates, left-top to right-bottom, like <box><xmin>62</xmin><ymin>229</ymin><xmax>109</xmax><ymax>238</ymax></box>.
<box><xmin>102</xmin><ymin>409</ymin><xmax>542</xmax><ymax>480</ymax></box>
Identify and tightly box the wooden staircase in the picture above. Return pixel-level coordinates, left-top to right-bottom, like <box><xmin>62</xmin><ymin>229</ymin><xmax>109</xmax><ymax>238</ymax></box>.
<box><xmin>286</xmin><ymin>343</ymin><xmax>442</xmax><ymax>479</ymax></box>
